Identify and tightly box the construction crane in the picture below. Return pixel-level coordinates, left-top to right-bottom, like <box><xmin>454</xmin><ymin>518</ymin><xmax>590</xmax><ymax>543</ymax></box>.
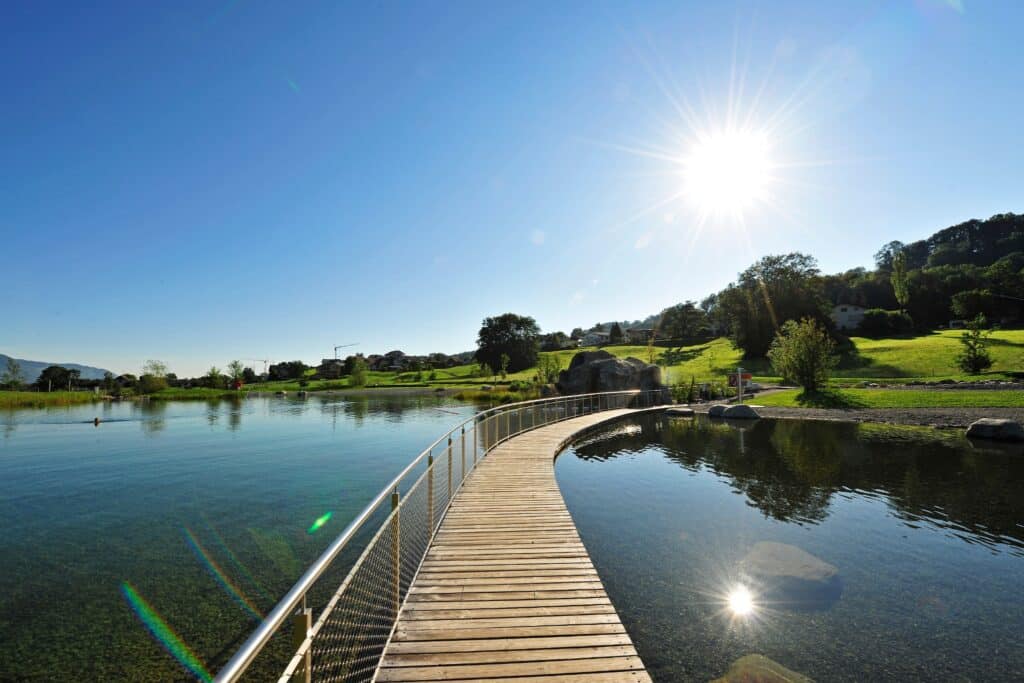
<box><xmin>244</xmin><ymin>358</ymin><xmax>270</xmax><ymax>374</ymax></box>
<box><xmin>334</xmin><ymin>343</ymin><xmax>359</xmax><ymax>360</ymax></box>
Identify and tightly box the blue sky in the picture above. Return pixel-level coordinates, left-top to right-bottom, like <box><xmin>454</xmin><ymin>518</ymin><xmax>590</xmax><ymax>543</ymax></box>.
<box><xmin>3</xmin><ymin>0</ymin><xmax>1021</xmax><ymax>376</ymax></box>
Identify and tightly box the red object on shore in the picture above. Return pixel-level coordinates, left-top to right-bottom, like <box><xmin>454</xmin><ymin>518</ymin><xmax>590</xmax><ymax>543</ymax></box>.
<box><xmin>728</xmin><ymin>373</ymin><xmax>753</xmax><ymax>387</ymax></box>
<box><xmin>233</xmin><ymin>379</ymin><xmax>243</xmax><ymax>390</ymax></box>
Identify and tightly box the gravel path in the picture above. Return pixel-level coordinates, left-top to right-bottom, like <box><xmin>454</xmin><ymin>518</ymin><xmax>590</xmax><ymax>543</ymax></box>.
<box><xmin>690</xmin><ymin>404</ymin><xmax>1024</xmax><ymax>429</ymax></box>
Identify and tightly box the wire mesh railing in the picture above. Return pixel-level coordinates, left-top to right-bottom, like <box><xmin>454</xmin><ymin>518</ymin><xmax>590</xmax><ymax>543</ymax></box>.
<box><xmin>213</xmin><ymin>389</ymin><xmax>665</xmax><ymax>683</ymax></box>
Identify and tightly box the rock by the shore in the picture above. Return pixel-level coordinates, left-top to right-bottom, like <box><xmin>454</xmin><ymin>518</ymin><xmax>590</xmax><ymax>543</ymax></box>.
<box><xmin>723</xmin><ymin>404</ymin><xmax>760</xmax><ymax>420</ymax></box>
<box><xmin>708</xmin><ymin>404</ymin><xmax>728</xmax><ymax>417</ymax></box>
<box><xmin>965</xmin><ymin>418</ymin><xmax>1024</xmax><ymax>442</ymax></box>
<box><xmin>710</xmin><ymin>654</ymin><xmax>812</xmax><ymax>683</ymax></box>
<box><xmin>740</xmin><ymin>541</ymin><xmax>841</xmax><ymax>608</ymax></box>
<box><xmin>555</xmin><ymin>350</ymin><xmax>665</xmax><ymax>395</ymax></box>
<box><xmin>666</xmin><ymin>406</ymin><xmax>695</xmax><ymax>417</ymax></box>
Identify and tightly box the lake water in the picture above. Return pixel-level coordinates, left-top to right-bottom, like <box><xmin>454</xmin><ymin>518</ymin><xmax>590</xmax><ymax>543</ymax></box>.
<box><xmin>556</xmin><ymin>414</ymin><xmax>1024</xmax><ymax>681</ymax></box>
<box><xmin>0</xmin><ymin>394</ymin><xmax>477</xmax><ymax>681</ymax></box>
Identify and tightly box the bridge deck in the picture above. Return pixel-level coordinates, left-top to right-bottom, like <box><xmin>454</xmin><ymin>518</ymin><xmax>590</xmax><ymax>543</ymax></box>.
<box><xmin>376</xmin><ymin>409</ymin><xmax>652</xmax><ymax>683</ymax></box>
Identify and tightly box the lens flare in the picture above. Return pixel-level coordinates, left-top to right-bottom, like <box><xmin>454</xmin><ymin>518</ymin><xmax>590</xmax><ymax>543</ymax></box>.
<box><xmin>120</xmin><ymin>582</ymin><xmax>213</xmax><ymax>682</ymax></box>
<box><xmin>308</xmin><ymin>511</ymin><xmax>333</xmax><ymax>534</ymax></box>
<box><xmin>200</xmin><ymin>517</ymin><xmax>274</xmax><ymax>604</ymax></box>
<box><xmin>727</xmin><ymin>585</ymin><xmax>756</xmax><ymax>616</ymax></box>
<box><xmin>183</xmin><ymin>529</ymin><xmax>263</xmax><ymax>620</ymax></box>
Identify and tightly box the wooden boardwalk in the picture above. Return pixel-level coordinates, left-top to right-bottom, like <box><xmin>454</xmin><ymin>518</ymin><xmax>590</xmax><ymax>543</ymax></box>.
<box><xmin>375</xmin><ymin>409</ymin><xmax>652</xmax><ymax>683</ymax></box>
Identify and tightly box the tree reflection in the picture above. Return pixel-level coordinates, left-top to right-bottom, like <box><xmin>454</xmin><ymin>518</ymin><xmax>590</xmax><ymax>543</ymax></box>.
<box><xmin>570</xmin><ymin>415</ymin><xmax>1024</xmax><ymax>551</ymax></box>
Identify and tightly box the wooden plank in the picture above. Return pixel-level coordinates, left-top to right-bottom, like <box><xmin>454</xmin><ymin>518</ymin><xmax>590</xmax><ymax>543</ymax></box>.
<box><xmin>372</xmin><ymin>408</ymin><xmax>653</xmax><ymax>681</ymax></box>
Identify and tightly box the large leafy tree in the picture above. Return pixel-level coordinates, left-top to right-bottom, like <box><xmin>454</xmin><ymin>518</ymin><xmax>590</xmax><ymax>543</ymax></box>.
<box><xmin>475</xmin><ymin>313</ymin><xmax>540</xmax><ymax>374</ymax></box>
<box><xmin>659</xmin><ymin>301</ymin><xmax>708</xmax><ymax>343</ymax></box>
<box><xmin>767</xmin><ymin>318</ymin><xmax>837</xmax><ymax>392</ymax></box>
<box><xmin>718</xmin><ymin>253</ymin><xmax>830</xmax><ymax>357</ymax></box>
<box><xmin>36</xmin><ymin>365</ymin><xmax>79</xmax><ymax>391</ymax></box>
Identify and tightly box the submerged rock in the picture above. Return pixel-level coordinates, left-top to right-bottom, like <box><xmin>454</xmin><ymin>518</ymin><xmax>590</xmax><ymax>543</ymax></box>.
<box><xmin>965</xmin><ymin>418</ymin><xmax>1024</xmax><ymax>442</ymax></box>
<box><xmin>740</xmin><ymin>541</ymin><xmax>841</xmax><ymax>609</ymax></box>
<box><xmin>708</xmin><ymin>404</ymin><xmax>728</xmax><ymax>417</ymax></box>
<box><xmin>710</xmin><ymin>654</ymin><xmax>812</xmax><ymax>683</ymax></box>
<box><xmin>723</xmin><ymin>404</ymin><xmax>760</xmax><ymax>420</ymax></box>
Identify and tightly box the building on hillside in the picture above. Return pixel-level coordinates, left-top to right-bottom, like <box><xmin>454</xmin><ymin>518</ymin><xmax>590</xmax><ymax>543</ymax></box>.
<box><xmin>581</xmin><ymin>330</ymin><xmax>610</xmax><ymax>346</ymax></box>
<box><xmin>625</xmin><ymin>328</ymin><xmax>655</xmax><ymax>344</ymax></box>
<box><xmin>831</xmin><ymin>304</ymin><xmax>866</xmax><ymax>331</ymax></box>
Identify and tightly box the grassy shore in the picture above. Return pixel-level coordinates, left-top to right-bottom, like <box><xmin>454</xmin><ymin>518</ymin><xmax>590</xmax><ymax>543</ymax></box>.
<box><xmin>756</xmin><ymin>388</ymin><xmax>1024</xmax><ymax>409</ymax></box>
<box><xmin>0</xmin><ymin>391</ymin><xmax>100</xmax><ymax>409</ymax></box>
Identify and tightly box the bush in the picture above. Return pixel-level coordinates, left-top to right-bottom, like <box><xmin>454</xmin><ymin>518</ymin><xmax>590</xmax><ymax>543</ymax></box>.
<box><xmin>956</xmin><ymin>314</ymin><xmax>994</xmax><ymax>374</ymax></box>
<box><xmin>137</xmin><ymin>374</ymin><xmax>168</xmax><ymax>394</ymax></box>
<box><xmin>349</xmin><ymin>357</ymin><xmax>368</xmax><ymax>387</ymax></box>
<box><xmin>857</xmin><ymin>309</ymin><xmax>913</xmax><ymax>337</ymax></box>
<box><xmin>767</xmin><ymin>318</ymin><xmax>838</xmax><ymax>392</ymax></box>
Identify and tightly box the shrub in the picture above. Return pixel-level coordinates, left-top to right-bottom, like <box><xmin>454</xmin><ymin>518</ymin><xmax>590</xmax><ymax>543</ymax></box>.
<box><xmin>767</xmin><ymin>318</ymin><xmax>837</xmax><ymax>392</ymax></box>
<box><xmin>348</xmin><ymin>357</ymin><xmax>368</xmax><ymax>387</ymax></box>
<box><xmin>857</xmin><ymin>309</ymin><xmax>913</xmax><ymax>337</ymax></box>
<box><xmin>956</xmin><ymin>314</ymin><xmax>994</xmax><ymax>374</ymax></box>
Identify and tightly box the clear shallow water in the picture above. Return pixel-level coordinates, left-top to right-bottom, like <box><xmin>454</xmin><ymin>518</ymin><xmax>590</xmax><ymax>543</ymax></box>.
<box><xmin>556</xmin><ymin>415</ymin><xmax>1024</xmax><ymax>682</ymax></box>
<box><xmin>0</xmin><ymin>394</ymin><xmax>476</xmax><ymax>681</ymax></box>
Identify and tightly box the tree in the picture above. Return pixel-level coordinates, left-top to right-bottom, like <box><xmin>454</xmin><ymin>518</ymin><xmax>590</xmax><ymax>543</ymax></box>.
<box><xmin>956</xmin><ymin>315</ymin><xmax>993</xmax><ymax>374</ymax></box>
<box><xmin>499</xmin><ymin>353</ymin><xmax>511</xmax><ymax>379</ymax></box>
<box><xmin>142</xmin><ymin>360</ymin><xmax>168</xmax><ymax>378</ymax></box>
<box><xmin>227</xmin><ymin>360</ymin><xmax>246</xmax><ymax>383</ymax></box>
<box><xmin>891</xmin><ymin>250</ymin><xmax>910</xmax><ymax>313</ymax></box>
<box><xmin>268</xmin><ymin>360</ymin><xmax>308</xmax><ymax>381</ymax></box>
<box><xmin>609</xmin><ymin>323</ymin><xmax>624</xmax><ymax>344</ymax></box>
<box><xmin>951</xmin><ymin>289</ymin><xmax>995</xmax><ymax>320</ymax></box>
<box><xmin>348</xmin><ymin>356</ymin><xmax>368</xmax><ymax>387</ymax></box>
<box><xmin>570</xmin><ymin>328</ymin><xmax>584</xmax><ymax>341</ymax></box>
<box><xmin>102</xmin><ymin>371</ymin><xmax>116</xmax><ymax>393</ymax></box>
<box><xmin>2</xmin><ymin>357</ymin><xmax>24</xmax><ymax>390</ymax></box>
<box><xmin>36</xmin><ymin>365</ymin><xmax>72</xmax><ymax>391</ymax></box>
<box><xmin>540</xmin><ymin>331</ymin><xmax>570</xmax><ymax>351</ymax></box>
<box><xmin>534</xmin><ymin>355</ymin><xmax>561</xmax><ymax>384</ymax></box>
<box><xmin>242</xmin><ymin>367</ymin><xmax>258</xmax><ymax>384</ymax></box>
<box><xmin>138</xmin><ymin>374</ymin><xmax>167</xmax><ymax>394</ymax></box>
<box><xmin>475</xmin><ymin>313</ymin><xmax>541</xmax><ymax>374</ymax></box>
<box><xmin>874</xmin><ymin>240</ymin><xmax>906</xmax><ymax>271</ymax></box>
<box><xmin>767</xmin><ymin>318</ymin><xmax>837</xmax><ymax>393</ymax></box>
<box><xmin>659</xmin><ymin>301</ymin><xmax>708</xmax><ymax>343</ymax></box>
<box><xmin>717</xmin><ymin>253</ymin><xmax>830</xmax><ymax>357</ymax></box>
<box><xmin>205</xmin><ymin>366</ymin><xmax>226</xmax><ymax>389</ymax></box>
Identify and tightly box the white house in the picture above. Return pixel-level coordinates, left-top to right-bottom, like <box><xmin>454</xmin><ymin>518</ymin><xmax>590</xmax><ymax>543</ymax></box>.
<box><xmin>831</xmin><ymin>304</ymin><xmax>866</xmax><ymax>331</ymax></box>
<box><xmin>581</xmin><ymin>330</ymin><xmax>610</xmax><ymax>346</ymax></box>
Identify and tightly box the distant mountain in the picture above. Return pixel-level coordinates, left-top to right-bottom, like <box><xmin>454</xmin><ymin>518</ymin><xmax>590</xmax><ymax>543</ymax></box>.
<box><xmin>0</xmin><ymin>353</ymin><xmax>113</xmax><ymax>384</ymax></box>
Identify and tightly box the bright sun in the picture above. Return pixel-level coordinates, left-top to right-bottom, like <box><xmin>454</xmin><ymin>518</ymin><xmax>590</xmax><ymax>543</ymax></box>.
<box><xmin>726</xmin><ymin>585</ymin><xmax>756</xmax><ymax>616</ymax></box>
<box><xmin>683</xmin><ymin>129</ymin><xmax>772</xmax><ymax>218</ymax></box>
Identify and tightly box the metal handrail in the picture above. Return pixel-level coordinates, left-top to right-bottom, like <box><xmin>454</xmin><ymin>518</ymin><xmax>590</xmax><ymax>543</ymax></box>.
<box><xmin>213</xmin><ymin>388</ymin><xmax>661</xmax><ymax>682</ymax></box>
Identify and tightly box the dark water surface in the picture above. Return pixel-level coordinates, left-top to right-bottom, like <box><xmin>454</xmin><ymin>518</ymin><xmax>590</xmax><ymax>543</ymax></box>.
<box><xmin>556</xmin><ymin>415</ymin><xmax>1024</xmax><ymax>682</ymax></box>
<box><xmin>0</xmin><ymin>394</ymin><xmax>476</xmax><ymax>681</ymax></box>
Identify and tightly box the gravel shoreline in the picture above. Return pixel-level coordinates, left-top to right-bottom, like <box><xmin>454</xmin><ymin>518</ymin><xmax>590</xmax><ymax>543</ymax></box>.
<box><xmin>690</xmin><ymin>404</ymin><xmax>1024</xmax><ymax>429</ymax></box>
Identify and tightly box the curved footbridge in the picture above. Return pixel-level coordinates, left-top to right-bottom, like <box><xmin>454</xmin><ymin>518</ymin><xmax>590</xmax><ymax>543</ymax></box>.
<box><xmin>375</xmin><ymin>408</ymin><xmax>656</xmax><ymax>683</ymax></box>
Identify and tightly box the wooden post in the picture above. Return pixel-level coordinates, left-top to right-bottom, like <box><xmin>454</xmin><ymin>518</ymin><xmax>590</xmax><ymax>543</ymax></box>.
<box><xmin>447</xmin><ymin>437</ymin><xmax>453</xmax><ymax>503</ymax></box>
<box><xmin>390</xmin><ymin>488</ymin><xmax>400</xmax><ymax>615</ymax></box>
<box><xmin>460</xmin><ymin>427</ymin><xmax>466</xmax><ymax>482</ymax></box>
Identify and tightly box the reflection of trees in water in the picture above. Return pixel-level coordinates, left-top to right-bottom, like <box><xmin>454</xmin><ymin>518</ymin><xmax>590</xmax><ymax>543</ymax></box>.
<box><xmin>136</xmin><ymin>400</ymin><xmax>168</xmax><ymax>436</ymax></box>
<box><xmin>205</xmin><ymin>398</ymin><xmax>222</xmax><ymax>426</ymax></box>
<box><xmin>572</xmin><ymin>415</ymin><xmax>1024</xmax><ymax>551</ymax></box>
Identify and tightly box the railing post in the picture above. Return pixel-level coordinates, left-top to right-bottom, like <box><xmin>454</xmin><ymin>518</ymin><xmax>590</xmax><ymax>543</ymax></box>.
<box><xmin>460</xmin><ymin>427</ymin><xmax>466</xmax><ymax>482</ymax></box>
<box><xmin>291</xmin><ymin>596</ymin><xmax>311</xmax><ymax>683</ymax></box>
<box><xmin>447</xmin><ymin>437</ymin><xmax>453</xmax><ymax>503</ymax></box>
<box><xmin>473</xmin><ymin>425</ymin><xmax>478</xmax><ymax>465</ymax></box>
<box><xmin>427</xmin><ymin>453</ymin><xmax>435</xmax><ymax>534</ymax></box>
<box><xmin>390</xmin><ymin>488</ymin><xmax>401</xmax><ymax>615</ymax></box>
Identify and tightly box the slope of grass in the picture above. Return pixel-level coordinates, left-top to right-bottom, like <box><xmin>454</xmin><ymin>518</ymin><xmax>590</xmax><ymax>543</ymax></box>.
<box><xmin>756</xmin><ymin>388</ymin><xmax>1024</xmax><ymax>409</ymax></box>
<box><xmin>838</xmin><ymin>329</ymin><xmax>1024</xmax><ymax>379</ymax></box>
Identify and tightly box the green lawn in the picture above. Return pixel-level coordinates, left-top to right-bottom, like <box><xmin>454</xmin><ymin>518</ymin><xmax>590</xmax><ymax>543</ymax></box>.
<box><xmin>756</xmin><ymin>388</ymin><xmax>1024</xmax><ymax>409</ymax></box>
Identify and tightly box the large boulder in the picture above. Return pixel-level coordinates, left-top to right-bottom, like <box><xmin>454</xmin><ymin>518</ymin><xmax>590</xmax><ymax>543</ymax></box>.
<box><xmin>708</xmin><ymin>404</ymin><xmax>728</xmax><ymax>417</ymax></box>
<box><xmin>710</xmin><ymin>654</ymin><xmax>812</xmax><ymax>683</ymax></box>
<box><xmin>739</xmin><ymin>541</ymin><xmax>841</xmax><ymax>608</ymax></box>
<box><xmin>965</xmin><ymin>418</ymin><xmax>1024</xmax><ymax>442</ymax></box>
<box><xmin>556</xmin><ymin>350</ymin><xmax>665</xmax><ymax>395</ymax></box>
<box><xmin>723</xmin><ymin>404</ymin><xmax>760</xmax><ymax>420</ymax></box>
